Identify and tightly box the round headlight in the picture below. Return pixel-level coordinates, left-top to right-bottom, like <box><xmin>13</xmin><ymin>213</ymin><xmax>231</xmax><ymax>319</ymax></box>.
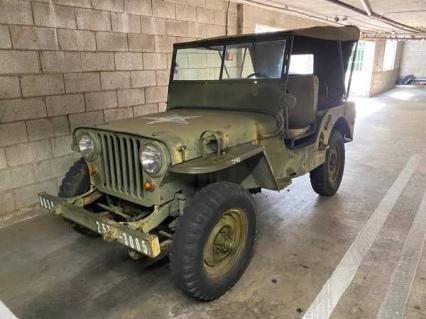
<box><xmin>79</xmin><ymin>135</ymin><xmax>95</xmax><ymax>159</ymax></box>
<box><xmin>140</xmin><ymin>144</ymin><xmax>162</xmax><ymax>175</ymax></box>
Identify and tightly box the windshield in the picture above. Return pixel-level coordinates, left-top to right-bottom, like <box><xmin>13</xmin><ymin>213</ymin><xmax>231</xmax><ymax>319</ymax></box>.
<box><xmin>173</xmin><ymin>39</ymin><xmax>286</xmax><ymax>81</ymax></box>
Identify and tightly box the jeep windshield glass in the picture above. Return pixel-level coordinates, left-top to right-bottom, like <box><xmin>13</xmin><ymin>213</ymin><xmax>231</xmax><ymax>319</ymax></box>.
<box><xmin>172</xmin><ymin>40</ymin><xmax>286</xmax><ymax>81</ymax></box>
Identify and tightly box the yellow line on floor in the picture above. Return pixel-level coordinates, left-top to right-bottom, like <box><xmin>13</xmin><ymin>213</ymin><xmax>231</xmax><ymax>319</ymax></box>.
<box><xmin>302</xmin><ymin>154</ymin><xmax>421</xmax><ymax>319</ymax></box>
<box><xmin>376</xmin><ymin>188</ymin><xmax>426</xmax><ymax>319</ymax></box>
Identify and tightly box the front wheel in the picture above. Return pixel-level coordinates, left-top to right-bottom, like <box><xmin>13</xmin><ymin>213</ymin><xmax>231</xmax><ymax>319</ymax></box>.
<box><xmin>310</xmin><ymin>130</ymin><xmax>345</xmax><ymax>196</ymax></box>
<box><xmin>170</xmin><ymin>182</ymin><xmax>256</xmax><ymax>301</ymax></box>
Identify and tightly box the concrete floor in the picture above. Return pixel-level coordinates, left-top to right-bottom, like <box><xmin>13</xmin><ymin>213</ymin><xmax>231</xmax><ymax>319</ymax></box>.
<box><xmin>0</xmin><ymin>87</ymin><xmax>425</xmax><ymax>319</ymax></box>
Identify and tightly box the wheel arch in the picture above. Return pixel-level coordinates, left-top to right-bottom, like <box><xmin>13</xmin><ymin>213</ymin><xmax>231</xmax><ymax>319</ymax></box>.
<box><xmin>332</xmin><ymin>117</ymin><xmax>353</xmax><ymax>142</ymax></box>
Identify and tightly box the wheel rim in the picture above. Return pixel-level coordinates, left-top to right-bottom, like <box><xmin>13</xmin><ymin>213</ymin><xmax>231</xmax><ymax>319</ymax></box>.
<box><xmin>203</xmin><ymin>208</ymin><xmax>248</xmax><ymax>278</ymax></box>
<box><xmin>328</xmin><ymin>144</ymin><xmax>340</xmax><ymax>184</ymax></box>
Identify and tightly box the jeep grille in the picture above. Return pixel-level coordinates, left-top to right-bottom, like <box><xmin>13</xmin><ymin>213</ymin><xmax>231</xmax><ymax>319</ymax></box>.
<box><xmin>97</xmin><ymin>132</ymin><xmax>144</xmax><ymax>198</ymax></box>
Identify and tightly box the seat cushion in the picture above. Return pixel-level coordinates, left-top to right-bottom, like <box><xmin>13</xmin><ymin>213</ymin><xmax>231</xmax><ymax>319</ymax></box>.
<box><xmin>287</xmin><ymin>75</ymin><xmax>319</xmax><ymax>128</ymax></box>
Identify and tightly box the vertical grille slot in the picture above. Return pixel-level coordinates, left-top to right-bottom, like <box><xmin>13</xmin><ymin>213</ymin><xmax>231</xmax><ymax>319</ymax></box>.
<box><xmin>97</xmin><ymin>132</ymin><xmax>143</xmax><ymax>198</ymax></box>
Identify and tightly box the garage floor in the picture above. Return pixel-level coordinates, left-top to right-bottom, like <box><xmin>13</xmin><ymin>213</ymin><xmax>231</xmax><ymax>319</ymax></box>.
<box><xmin>0</xmin><ymin>87</ymin><xmax>425</xmax><ymax>319</ymax></box>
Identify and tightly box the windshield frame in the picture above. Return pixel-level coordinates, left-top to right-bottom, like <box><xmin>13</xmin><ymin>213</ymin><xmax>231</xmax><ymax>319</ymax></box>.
<box><xmin>170</xmin><ymin>35</ymin><xmax>292</xmax><ymax>83</ymax></box>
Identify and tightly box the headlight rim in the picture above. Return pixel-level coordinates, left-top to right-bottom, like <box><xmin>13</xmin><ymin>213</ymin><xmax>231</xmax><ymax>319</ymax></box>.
<box><xmin>78</xmin><ymin>133</ymin><xmax>98</xmax><ymax>162</ymax></box>
<box><xmin>140</xmin><ymin>142</ymin><xmax>168</xmax><ymax>177</ymax></box>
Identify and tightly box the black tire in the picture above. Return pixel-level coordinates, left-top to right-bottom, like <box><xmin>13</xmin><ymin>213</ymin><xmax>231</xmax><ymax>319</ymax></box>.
<box><xmin>310</xmin><ymin>130</ymin><xmax>345</xmax><ymax>196</ymax></box>
<box><xmin>59</xmin><ymin>158</ymin><xmax>98</xmax><ymax>237</ymax></box>
<box><xmin>170</xmin><ymin>182</ymin><xmax>256</xmax><ymax>301</ymax></box>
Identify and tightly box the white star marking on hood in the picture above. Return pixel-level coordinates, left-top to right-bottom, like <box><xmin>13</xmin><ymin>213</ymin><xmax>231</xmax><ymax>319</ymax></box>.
<box><xmin>143</xmin><ymin>114</ymin><xmax>201</xmax><ymax>125</ymax></box>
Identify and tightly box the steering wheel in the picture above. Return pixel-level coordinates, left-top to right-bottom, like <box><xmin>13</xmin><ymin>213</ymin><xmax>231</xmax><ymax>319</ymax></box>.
<box><xmin>246</xmin><ymin>72</ymin><xmax>269</xmax><ymax>79</ymax></box>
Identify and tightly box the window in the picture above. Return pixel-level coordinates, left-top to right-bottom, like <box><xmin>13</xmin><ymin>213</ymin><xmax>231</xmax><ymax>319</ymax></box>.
<box><xmin>382</xmin><ymin>40</ymin><xmax>398</xmax><ymax>71</ymax></box>
<box><xmin>173</xmin><ymin>46</ymin><xmax>223</xmax><ymax>80</ymax></box>
<box><xmin>172</xmin><ymin>40</ymin><xmax>286</xmax><ymax>81</ymax></box>
<box><xmin>348</xmin><ymin>41</ymin><xmax>366</xmax><ymax>71</ymax></box>
<box><xmin>288</xmin><ymin>54</ymin><xmax>314</xmax><ymax>75</ymax></box>
<box><xmin>223</xmin><ymin>41</ymin><xmax>286</xmax><ymax>79</ymax></box>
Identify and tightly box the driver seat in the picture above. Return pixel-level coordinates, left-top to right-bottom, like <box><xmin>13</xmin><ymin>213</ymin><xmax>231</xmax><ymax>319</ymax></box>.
<box><xmin>286</xmin><ymin>75</ymin><xmax>319</xmax><ymax>139</ymax></box>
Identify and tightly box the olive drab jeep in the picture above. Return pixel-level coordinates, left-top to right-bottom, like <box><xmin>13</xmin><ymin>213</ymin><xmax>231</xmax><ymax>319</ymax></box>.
<box><xmin>39</xmin><ymin>25</ymin><xmax>359</xmax><ymax>301</ymax></box>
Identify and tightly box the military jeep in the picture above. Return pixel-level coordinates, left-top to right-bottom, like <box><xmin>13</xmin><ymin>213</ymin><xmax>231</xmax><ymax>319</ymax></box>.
<box><xmin>39</xmin><ymin>25</ymin><xmax>359</xmax><ymax>301</ymax></box>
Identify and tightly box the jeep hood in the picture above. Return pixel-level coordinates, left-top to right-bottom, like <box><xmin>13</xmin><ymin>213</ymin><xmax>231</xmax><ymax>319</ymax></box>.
<box><xmin>95</xmin><ymin>109</ymin><xmax>278</xmax><ymax>165</ymax></box>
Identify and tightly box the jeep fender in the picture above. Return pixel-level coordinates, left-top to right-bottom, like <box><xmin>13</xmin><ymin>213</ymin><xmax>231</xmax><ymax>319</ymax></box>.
<box><xmin>168</xmin><ymin>142</ymin><xmax>279</xmax><ymax>190</ymax></box>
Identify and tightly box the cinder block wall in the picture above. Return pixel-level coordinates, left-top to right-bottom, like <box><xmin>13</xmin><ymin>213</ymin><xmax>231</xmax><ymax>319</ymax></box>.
<box><xmin>0</xmin><ymin>0</ymin><xmax>238</xmax><ymax>222</ymax></box>
<box><xmin>400</xmin><ymin>41</ymin><xmax>426</xmax><ymax>78</ymax></box>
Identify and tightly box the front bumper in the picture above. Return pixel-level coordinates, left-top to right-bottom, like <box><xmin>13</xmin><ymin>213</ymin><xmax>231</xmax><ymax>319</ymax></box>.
<box><xmin>38</xmin><ymin>192</ymin><xmax>161</xmax><ymax>258</ymax></box>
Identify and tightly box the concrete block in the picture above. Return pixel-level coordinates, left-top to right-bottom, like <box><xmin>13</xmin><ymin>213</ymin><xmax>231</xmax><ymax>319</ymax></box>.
<box><xmin>143</xmin><ymin>53</ymin><xmax>168</xmax><ymax>70</ymax></box>
<box><xmin>0</xmin><ymin>191</ymin><xmax>15</xmax><ymax>215</ymax></box>
<box><xmin>85</xmin><ymin>91</ymin><xmax>118</xmax><ymax>111</ymax></box>
<box><xmin>187</xmin><ymin>0</ymin><xmax>206</xmax><ymax>7</ymax></box>
<box><xmin>6</xmin><ymin>140</ymin><xmax>52</xmax><ymax>167</ymax></box>
<box><xmin>188</xmin><ymin>22</ymin><xmax>207</xmax><ymax>38</ymax></box>
<box><xmin>96</xmin><ymin>32</ymin><xmax>127</xmax><ymax>51</ymax></box>
<box><xmin>141</xmin><ymin>16</ymin><xmax>166</xmax><ymax>35</ymax></box>
<box><xmin>46</xmin><ymin>94</ymin><xmax>84</xmax><ymax>117</ymax></box>
<box><xmin>167</xmin><ymin>20</ymin><xmax>188</xmax><ymax>37</ymax></box>
<box><xmin>52</xmin><ymin>135</ymin><xmax>73</xmax><ymax>157</ymax></box>
<box><xmin>115</xmin><ymin>52</ymin><xmax>143</xmax><ymax>70</ymax></box>
<box><xmin>10</xmin><ymin>26</ymin><xmax>59</xmax><ymax>50</ymax></box>
<box><xmin>20</xmin><ymin>75</ymin><xmax>65</xmax><ymax>97</ymax></box>
<box><xmin>0</xmin><ymin>148</ymin><xmax>6</xmax><ymax>169</ymax></box>
<box><xmin>0</xmin><ymin>51</ymin><xmax>40</xmax><ymax>75</ymax></box>
<box><xmin>124</xmin><ymin>0</ymin><xmax>152</xmax><ymax>15</ymax></box>
<box><xmin>214</xmin><ymin>10</ymin><xmax>226</xmax><ymax>25</ymax></box>
<box><xmin>81</xmin><ymin>52</ymin><xmax>114</xmax><ymax>71</ymax></box>
<box><xmin>158</xmin><ymin>102</ymin><xmax>166</xmax><ymax>112</ymax></box>
<box><xmin>52</xmin><ymin>0</ymin><xmax>91</xmax><ymax>7</ymax></box>
<box><xmin>176</xmin><ymin>4</ymin><xmax>197</xmax><ymax>22</ymax></box>
<box><xmin>154</xmin><ymin>36</ymin><xmax>176</xmax><ymax>53</ymax></box>
<box><xmin>117</xmin><ymin>88</ymin><xmax>145</xmax><ymax>107</ymax></box>
<box><xmin>206</xmin><ymin>24</ymin><xmax>225</xmax><ymax>37</ymax></box>
<box><xmin>0</xmin><ymin>0</ymin><xmax>33</xmax><ymax>25</ymax></box>
<box><xmin>27</xmin><ymin>118</ymin><xmax>54</xmax><ymax>141</ymax></box>
<box><xmin>130</xmin><ymin>70</ymin><xmax>157</xmax><ymax>87</ymax></box>
<box><xmin>64</xmin><ymin>73</ymin><xmax>101</xmax><ymax>93</ymax></box>
<box><xmin>112</xmin><ymin>13</ymin><xmax>141</xmax><ymax>33</ymax></box>
<box><xmin>76</xmin><ymin>8</ymin><xmax>111</xmax><ymax>32</ymax></box>
<box><xmin>92</xmin><ymin>0</ymin><xmax>124</xmax><ymax>12</ymax></box>
<box><xmin>35</xmin><ymin>155</ymin><xmax>76</xmax><ymax>182</ymax></box>
<box><xmin>33</xmin><ymin>3</ymin><xmax>76</xmax><ymax>29</ymax></box>
<box><xmin>0</xmin><ymin>25</ymin><xmax>11</xmax><ymax>49</ymax></box>
<box><xmin>100</xmin><ymin>71</ymin><xmax>131</xmax><ymax>90</ymax></box>
<box><xmin>104</xmin><ymin>107</ymin><xmax>133</xmax><ymax>123</ymax></box>
<box><xmin>156</xmin><ymin>70</ymin><xmax>170</xmax><ymax>86</ymax></box>
<box><xmin>133</xmin><ymin>103</ymin><xmax>158</xmax><ymax>117</ymax></box>
<box><xmin>10</xmin><ymin>164</ymin><xmax>35</xmax><ymax>189</ymax></box>
<box><xmin>0</xmin><ymin>97</ymin><xmax>46</xmax><ymax>123</ymax></box>
<box><xmin>152</xmin><ymin>0</ymin><xmax>175</xmax><ymax>19</ymax></box>
<box><xmin>145</xmin><ymin>86</ymin><xmax>168</xmax><ymax>103</ymax></box>
<box><xmin>58</xmin><ymin>29</ymin><xmax>96</xmax><ymax>51</ymax></box>
<box><xmin>41</xmin><ymin>51</ymin><xmax>82</xmax><ymax>73</ymax></box>
<box><xmin>0</xmin><ymin>77</ymin><xmax>20</xmax><ymax>99</ymax></box>
<box><xmin>206</xmin><ymin>0</ymin><xmax>225</xmax><ymax>10</ymax></box>
<box><xmin>128</xmin><ymin>34</ymin><xmax>155</xmax><ymax>52</ymax></box>
<box><xmin>69</xmin><ymin>111</ymin><xmax>104</xmax><ymax>130</ymax></box>
<box><xmin>14</xmin><ymin>179</ymin><xmax>57</xmax><ymax>209</ymax></box>
<box><xmin>0</xmin><ymin>168</ymin><xmax>12</xmax><ymax>193</ymax></box>
<box><xmin>196</xmin><ymin>7</ymin><xmax>214</xmax><ymax>24</ymax></box>
<box><xmin>52</xmin><ymin>116</ymin><xmax>70</xmax><ymax>137</ymax></box>
<box><xmin>0</xmin><ymin>122</ymin><xmax>28</xmax><ymax>147</ymax></box>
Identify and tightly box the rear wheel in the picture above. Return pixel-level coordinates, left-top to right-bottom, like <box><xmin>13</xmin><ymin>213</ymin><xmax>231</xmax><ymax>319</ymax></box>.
<box><xmin>59</xmin><ymin>158</ymin><xmax>99</xmax><ymax>237</ymax></box>
<box><xmin>170</xmin><ymin>182</ymin><xmax>256</xmax><ymax>301</ymax></box>
<box><xmin>310</xmin><ymin>130</ymin><xmax>345</xmax><ymax>196</ymax></box>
